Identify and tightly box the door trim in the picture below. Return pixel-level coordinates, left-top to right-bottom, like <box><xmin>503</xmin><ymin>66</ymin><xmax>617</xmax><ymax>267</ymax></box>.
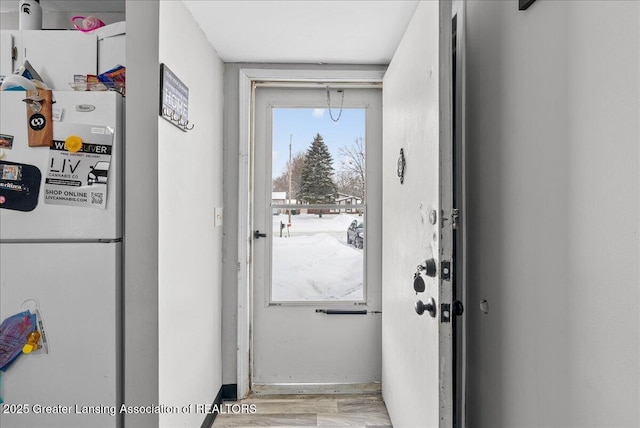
<box><xmin>236</xmin><ymin>68</ymin><xmax>385</xmax><ymax>399</ymax></box>
<box><xmin>452</xmin><ymin>1</ymin><xmax>468</xmax><ymax>426</ymax></box>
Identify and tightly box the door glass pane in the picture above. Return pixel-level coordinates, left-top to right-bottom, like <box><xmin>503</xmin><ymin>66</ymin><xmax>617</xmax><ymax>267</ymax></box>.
<box><xmin>271</xmin><ymin>209</ymin><xmax>364</xmax><ymax>302</ymax></box>
<box><xmin>271</xmin><ymin>108</ymin><xmax>366</xmax><ymax>302</ymax></box>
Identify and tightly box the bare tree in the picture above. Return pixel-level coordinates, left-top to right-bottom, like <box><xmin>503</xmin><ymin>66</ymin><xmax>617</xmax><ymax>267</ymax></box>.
<box><xmin>337</xmin><ymin>137</ymin><xmax>365</xmax><ymax>200</ymax></box>
<box><xmin>273</xmin><ymin>151</ymin><xmax>306</xmax><ymax>200</ymax></box>
<box><xmin>335</xmin><ymin>170</ymin><xmax>359</xmax><ymax>195</ymax></box>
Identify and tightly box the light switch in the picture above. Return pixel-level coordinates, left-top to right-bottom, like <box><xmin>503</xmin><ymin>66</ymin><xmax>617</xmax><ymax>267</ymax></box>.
<box><xmin>214</xmin><ymin>207</ymin><xmax>223</xmax><ymax>227</ymax></box>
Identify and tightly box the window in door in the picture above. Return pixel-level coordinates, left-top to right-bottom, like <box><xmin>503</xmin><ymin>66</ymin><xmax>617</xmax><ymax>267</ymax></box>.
<box><xmin>269</xmin><ymin>107</ymin><xmax>367</xmax><ymax>303</ymax></box>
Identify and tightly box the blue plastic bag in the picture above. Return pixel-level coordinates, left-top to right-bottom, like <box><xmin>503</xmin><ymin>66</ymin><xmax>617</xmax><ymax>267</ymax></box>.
<box><xmin>0</xmin><ymin>311</ymin><xmax>36</xmax><ymax>371</ymax></box>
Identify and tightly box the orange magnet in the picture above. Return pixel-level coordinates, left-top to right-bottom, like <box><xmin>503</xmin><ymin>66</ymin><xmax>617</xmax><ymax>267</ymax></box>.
<box><xmin>22</xmin><ymin>330</ymin><xmax>41</xmax><ymax>354</ymax></box>
<box><xmin>64</xmin><ymin>135</ymin><xmax>83</xmax><ymax>153</ymax></box>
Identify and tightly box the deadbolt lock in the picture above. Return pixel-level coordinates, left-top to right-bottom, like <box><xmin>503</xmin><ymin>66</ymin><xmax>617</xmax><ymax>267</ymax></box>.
<box><xmin>417</xmin><ymin>258</ymin><xmax>437</xmax><ymax>278</ymax></box>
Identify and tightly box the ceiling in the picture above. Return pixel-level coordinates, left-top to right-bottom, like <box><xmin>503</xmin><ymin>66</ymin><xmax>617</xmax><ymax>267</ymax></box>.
<box><xmin>1</xmin><ymin>0</ymin><xmax>419</xmax><ymax>65</ymax></box>
<box><xmin>183</xmin><ymin>1</ymin><xmax>419</xmax><ymax>64</ymax></box>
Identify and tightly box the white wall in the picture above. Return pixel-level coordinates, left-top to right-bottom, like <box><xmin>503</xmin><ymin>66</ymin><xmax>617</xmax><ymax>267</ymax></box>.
<box><xmin>465</xmin><ymin>1</ymin><xmax>640</xmax><ymax>426</ymax></box>
<box><xmin>158</xmin><ymin>1</ymin><xmax>224</xmax><ymax>427</ymax></box>
<box><xmin>124</xmin><ymin>2</ymin><xmax>159</xmax><ymax>427</ymax></box>
<box><xmin>221</xmin><ymin>63</ymin><xmax>242</xmax><ymax>386</ymax></box>
<box><xmin>125</xmin><ymin>2</ymin><xmax>223</xmax><ymax>427</ymax></box>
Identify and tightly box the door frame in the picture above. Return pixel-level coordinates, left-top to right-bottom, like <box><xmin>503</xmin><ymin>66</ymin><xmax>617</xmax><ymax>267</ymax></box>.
<box><xmin>236</xmin><ymin>68</ymin><xmax>385</xmax><ymax>398</ymax></box>
<box><xmin>452</xmin><ymin>1</ymin><xmax>467</xmax><ymax>426</ymax></box>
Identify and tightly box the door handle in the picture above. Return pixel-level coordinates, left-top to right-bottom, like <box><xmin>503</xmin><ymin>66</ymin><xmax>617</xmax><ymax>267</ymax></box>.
<box><xmin>453</xmin><ymin>300</ymin><xmax>464</xmax><ymax>316</ymax></box>
<box><xmin>415</xmin><ymin>297</ymin><xmax>436</xmax><ymax>317</ymax></box>
<box><xmin>254</xmin><ymin>230</ymin><xmax>267</xmax><ymax>239</ymax></box>
<box><xmin>315</xmin><ymin>309</ymin><xmax>368</xmax><ymax>315</ymax></box>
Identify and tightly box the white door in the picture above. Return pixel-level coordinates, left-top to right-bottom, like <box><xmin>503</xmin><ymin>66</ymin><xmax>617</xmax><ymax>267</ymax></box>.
<box><xmin>252</xmin><ymin>86</ymin><xmax>382</xmax><ymax>391</ymax></box>
<box><xmin>382</xmin><ymin>1</ymin><xmax>454</xmax><ymax>427</ymax></box>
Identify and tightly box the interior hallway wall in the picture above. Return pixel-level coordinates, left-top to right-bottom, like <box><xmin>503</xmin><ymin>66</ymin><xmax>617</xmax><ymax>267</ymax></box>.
<box><xmin>126</xmin><ymin>1</ymin><xmax>224</xmax><ymax>427</ymax></box>
<box><xmin>124</xmin><ymin>1</ymin><xmax>159</xmax><ymax>426</ymax></box>
<box><xmin>158</xmin><ymin>1</ymin><xmax>224</xmax><ymax>427</ymax></box>
<box><xmin>465</xmin><ymin>1</ymin><xmax>640</xmax><ymax>426</ymax></box>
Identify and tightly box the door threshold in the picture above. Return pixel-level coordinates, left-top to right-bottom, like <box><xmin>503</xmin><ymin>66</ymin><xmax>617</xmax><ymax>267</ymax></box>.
<box><xmin>251</xmin><ymin>382</ymin><xmax>381</xmax><ymax>395</ymax></box>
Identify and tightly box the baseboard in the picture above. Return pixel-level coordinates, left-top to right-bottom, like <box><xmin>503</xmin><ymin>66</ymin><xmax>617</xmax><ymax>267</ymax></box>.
<box><xmin>221</xmin><ymin>383</ymin><xmax>238</xmax><ymax>401</ymax></box>
<box><xmin>251</xmin><ymin>382</ymin><xmax>381</xmax><ymax>395</ymax></box>
<box><xmin>200</xmin><ymin>384</ymin><xmax>238</xmax><ymax>428</ymax></box>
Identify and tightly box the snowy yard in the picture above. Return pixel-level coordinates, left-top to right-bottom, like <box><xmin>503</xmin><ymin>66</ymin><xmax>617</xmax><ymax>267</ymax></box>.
<box><xmin>271</xmin><ymin>213</ymin><xmax>364</xmax><ymax>302</ymax></box>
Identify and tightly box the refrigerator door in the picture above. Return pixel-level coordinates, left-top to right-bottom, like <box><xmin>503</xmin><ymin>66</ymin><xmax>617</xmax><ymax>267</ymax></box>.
<box><xmin>0</xmin><ymin>91</ymin><xmax>123</xmax><ymax>241</ymax></box>
<box><xmin>0</xmin><ymin>241</ymin><xmax>121</xmax><ymax>428</ymax></box>
<box><xmin>0</xmin><ymin>30</ymin><xmax>98</xmax><ymax>91</ymax></box>
<box><xmin>95</xmin><ymin>22</ymin><xmax>126</xmax><ymax>75</ymax></box>
<box><xmin>0</xmin><ymin>32</ymin><xmax>13</xmax><ymax>79</ymax></box>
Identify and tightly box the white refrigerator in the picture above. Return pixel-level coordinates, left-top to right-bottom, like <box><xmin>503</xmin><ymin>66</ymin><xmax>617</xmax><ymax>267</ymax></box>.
<box><xmin>0</xmin><ymin>91</ymin><xmax>123</xmax><ymax>428</ymax></box>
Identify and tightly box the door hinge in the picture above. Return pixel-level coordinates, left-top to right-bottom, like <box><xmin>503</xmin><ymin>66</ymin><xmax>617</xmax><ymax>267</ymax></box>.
<box><xmin>452</xmin><ymin>208</ymin><xmax>459</xmax><ymax>230</ymax></box>
<box><xmin>441</xmin><ymin>208</ymin><xmax>460</xmax><ymax>230</ymax></box>
<box><xmin>441</xmin><ymin>260</ymin><xmax>451</xmax><ymax>281</ymax></box>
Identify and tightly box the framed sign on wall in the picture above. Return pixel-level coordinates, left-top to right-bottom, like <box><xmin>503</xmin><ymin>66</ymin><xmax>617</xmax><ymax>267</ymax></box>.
<box><xmin>159</xmin><ymin>64</ymin><xmax>194</xmax><ymax>131</ymax></box>
<box><xmin>519</xmin><ymin>0</ymin><xmax>537</xmax><ymax>11</ymax></box>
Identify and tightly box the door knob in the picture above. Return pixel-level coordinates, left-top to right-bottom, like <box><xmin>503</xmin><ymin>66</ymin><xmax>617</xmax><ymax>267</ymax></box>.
<box><xmin>415</xmin><ymin>297</ymin><xmax>436</xmax><ymax>317</ymax></box>
<box><xmin>453</xmin><ymin>300</ymin><xmax>464</xmax><ymax>316</ymax></box>
<box><xmin>254</xmin><ymin>230</ymin><xmax>267</xmax><ymax>239</ymax></box>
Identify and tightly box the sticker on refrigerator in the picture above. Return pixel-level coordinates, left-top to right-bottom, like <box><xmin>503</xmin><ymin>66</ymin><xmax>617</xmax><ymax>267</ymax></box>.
<box><xmin>0</xmin><ymin>134</ymin><xmax>14</xmax><ymax>149</ymax></box>
<box><xmin>44</xmin><ymin>123</ymin><xmax>114</xmax><ymax>209</ymax></box>
<box><xmin>0</xmin><ymin>161</ymin><xmax>42</xmax><ymax>212</ymax></box>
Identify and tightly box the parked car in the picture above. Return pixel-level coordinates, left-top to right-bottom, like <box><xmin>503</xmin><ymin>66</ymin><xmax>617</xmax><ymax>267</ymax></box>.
<box><xmin>354</xmin><ymin>227</ymin><xmax>364</xmax><ymax>249</ymax></box>
<box><xmin>347</xmin><ymin>220</ymin><xmax>364</xmax><ymax>248</ymax></box>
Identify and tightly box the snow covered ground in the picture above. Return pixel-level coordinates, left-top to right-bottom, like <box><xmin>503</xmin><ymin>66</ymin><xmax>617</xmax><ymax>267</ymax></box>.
<box><xmin>271</xmin><ymin>213</ymin><xmax>364</xmax><ymax>301</ymax></box>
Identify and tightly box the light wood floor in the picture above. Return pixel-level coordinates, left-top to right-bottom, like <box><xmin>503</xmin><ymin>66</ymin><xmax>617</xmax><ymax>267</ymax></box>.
<box><xmin>211</xmin><ymin>393</ymin><xmax>392</xmax><ymax>427</ymax></box>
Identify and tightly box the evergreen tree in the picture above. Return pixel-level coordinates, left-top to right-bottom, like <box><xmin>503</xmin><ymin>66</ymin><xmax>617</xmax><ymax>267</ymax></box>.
<box><xmin>298</xmin><ymin>133</ymin><xmax>337</xmax><ymax>216</ymax></box>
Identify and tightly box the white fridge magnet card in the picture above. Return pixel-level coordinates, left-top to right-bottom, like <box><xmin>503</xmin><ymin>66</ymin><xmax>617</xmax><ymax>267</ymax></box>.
<box><xmin>44</xmin><ymin>123</ymin><xmax>114</xmax><ymax>209</ymax></box>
